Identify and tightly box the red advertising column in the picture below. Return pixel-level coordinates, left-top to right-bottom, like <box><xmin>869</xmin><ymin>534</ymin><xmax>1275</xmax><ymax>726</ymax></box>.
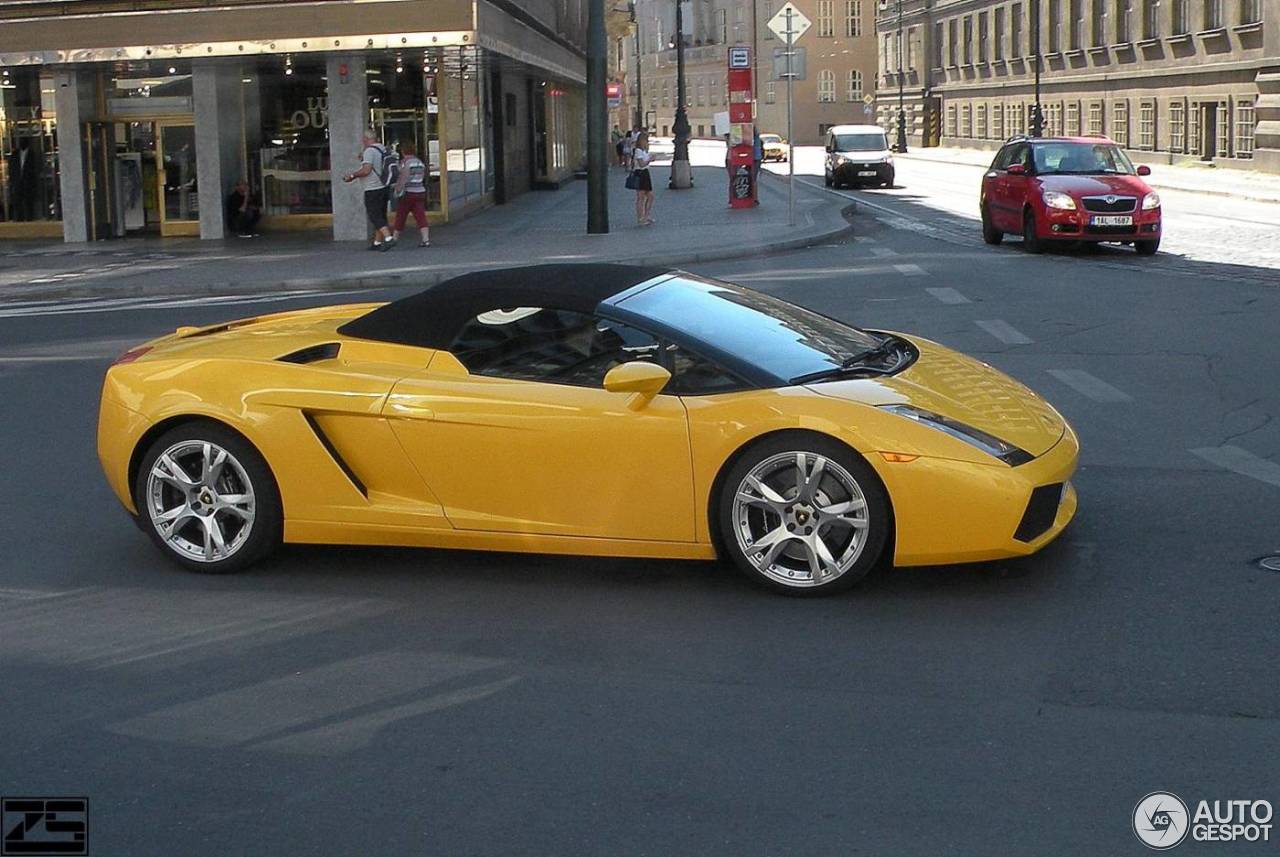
<box><xmin>726</xmin><ymin>47</ymin><xmax>755</xmax><ymax>208</ymax></box>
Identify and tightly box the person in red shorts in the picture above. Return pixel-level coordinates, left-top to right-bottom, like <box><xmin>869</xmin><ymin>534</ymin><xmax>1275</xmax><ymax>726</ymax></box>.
<box><xmin>391</xmin><ymin>142</ymin><xmax>430</xmax><ymax>248</ymax></box>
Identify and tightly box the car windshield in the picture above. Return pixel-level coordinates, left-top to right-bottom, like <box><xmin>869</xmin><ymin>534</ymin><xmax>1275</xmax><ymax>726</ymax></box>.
<box><xmin>1032</xmin><ymin>142</ymin><xmax>1136</xmax><ymax>175</ymax></box>
<box><xmin>761</xmin><ymin>135</ymin><xmax>782</xmax><ymax>143</ymax></box>
<box><xmin>615</xmin><ymin>275</ymin><xmax>882</xmax><ymax>385</ymax></box>
<box><xmin>834</xmin><ymin>133</ymin><xmax>887</xmax><ymax>152</ymax></box>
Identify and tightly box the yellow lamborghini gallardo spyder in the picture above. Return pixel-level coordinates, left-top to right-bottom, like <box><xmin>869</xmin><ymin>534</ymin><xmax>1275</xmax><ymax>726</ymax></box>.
<box><xmin>98</xmin><ymin>264</ymin><xmax>1078</xmax><ymax>595</ymax></box>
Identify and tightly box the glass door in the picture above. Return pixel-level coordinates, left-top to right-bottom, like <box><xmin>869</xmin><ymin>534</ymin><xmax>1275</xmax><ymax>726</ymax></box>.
<box><xmin>156</xmin><ymin>122</ymin><xmax>199</xmax><ymax>236</ymax></box>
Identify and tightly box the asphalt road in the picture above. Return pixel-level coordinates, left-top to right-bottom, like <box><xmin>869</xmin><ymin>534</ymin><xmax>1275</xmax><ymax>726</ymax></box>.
<box><xmin>1</xmin><ymin>181</ymin><xmax>1278</xmax><ymax>856</ymax></box>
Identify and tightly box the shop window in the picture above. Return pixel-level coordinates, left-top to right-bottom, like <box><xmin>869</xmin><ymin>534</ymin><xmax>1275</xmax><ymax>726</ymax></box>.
<box><xmin>250</xmin><ymin>55</ymin><xmax>332</xmax><ymax>217</ymax></box>
<box><xmin>0</xmin><ymin>66</ymin><xmax>60</xmax><ymax>225</ymax></box>
<box><xmin>443</xmin><ymin>47</ymin><xmax>491</xmax><ymax>206</ymax></box>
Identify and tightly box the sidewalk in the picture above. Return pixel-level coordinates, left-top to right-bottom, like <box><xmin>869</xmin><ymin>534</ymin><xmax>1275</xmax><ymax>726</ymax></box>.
<box><xmin>0</xmin><ymin>150</ymin><xmax>851</xmax><ymax>304</ymax></box>
<box><xmin>897</xmin><ymin>146</ymin><xmax>1280</xmax><ymax>204</ymax></box>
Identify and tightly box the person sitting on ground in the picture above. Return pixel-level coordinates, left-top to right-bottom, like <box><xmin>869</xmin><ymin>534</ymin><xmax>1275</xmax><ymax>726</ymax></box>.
<box><xmin>392</xmin><ymin>142</ymin><xmax>431</xmax><ymax>248</ymax></box>
<box><xmin>225</xmin><ymin>179</ymin><xmax>261</xmax><ymax>237</ymax></box>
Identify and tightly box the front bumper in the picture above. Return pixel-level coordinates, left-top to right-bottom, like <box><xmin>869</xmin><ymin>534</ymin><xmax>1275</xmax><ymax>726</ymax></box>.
<box><xmin>834</xmin><ymin>161</ymin><xmax>893</xmax><ymax>184</ymax></box>
<box><xmin>1038</xmin><ymin>205</ymin><xmax>1162</xmax><ymax>241</ymax></box>
<box><xmin>881</xmin><ymin>423</ymin><xmax>1080</xmax><ymax>566</ymax></box>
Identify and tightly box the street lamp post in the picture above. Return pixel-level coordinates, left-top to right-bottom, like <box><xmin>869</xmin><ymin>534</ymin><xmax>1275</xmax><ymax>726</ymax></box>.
<box><xmin>631</xmin><ymin>2</ymin><xmax>644</xmax><ymax>129</ymax></box>
<box><xmin>896</xmin><ymin>0</ymin><xmax>908</xmax><ymax>152</ymax></box>
<box><xmin>670</xmin><ymin>0</ymin><xmax>693</xmax><ymax>188</ymax></box>
<box><xmin>587</xmin><ymin>0</ymin><xmax>609</xmax><ymax>233</ymax></box>
<box><xmin>1031</xmin><ymin>0</ymin><xmax>1044</xmax><ymax>136</ymax></box>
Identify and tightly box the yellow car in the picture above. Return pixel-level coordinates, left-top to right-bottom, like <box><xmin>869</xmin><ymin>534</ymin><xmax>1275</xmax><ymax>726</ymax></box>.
<box><xmin>761</xmin><ymin>133</ymin><xmax>788</xmax><ymax>162</ymax></box>
<box><xmin>98</xmin><ymin>264</ymin><xmax>1078</xmax><ymax>595</ymax></box>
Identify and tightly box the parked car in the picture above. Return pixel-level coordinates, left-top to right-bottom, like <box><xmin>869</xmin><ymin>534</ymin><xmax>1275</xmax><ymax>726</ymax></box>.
<box><xmin>760</xmin><ymin>133</ymin><xmax>788</xmax><ymax>162</ymax></box>
<box><xmin>824</xmin><ymin>124</ymin><xmax>894</xmax><ymax>188</ymax></box>
<box><xmin>979</xmin><ymin>135</ymin><xmax>1162</xmax><ymax>255</ymax></box>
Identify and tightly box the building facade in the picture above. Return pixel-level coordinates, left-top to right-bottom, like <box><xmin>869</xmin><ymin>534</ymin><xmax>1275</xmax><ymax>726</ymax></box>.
<box><xmin>875</xmin><ymin>0</ymin><xmax>1280</xmax><ymax>172</ymax></box>
<box><xmin>635</xmin><ymin>0</ymin><xmax>878</xmax><ymax>145</ymax></box>
<box><xmin>0</xmin><ymin>0</ymin><xmax>589</xmax><ymax>242</ymax></box>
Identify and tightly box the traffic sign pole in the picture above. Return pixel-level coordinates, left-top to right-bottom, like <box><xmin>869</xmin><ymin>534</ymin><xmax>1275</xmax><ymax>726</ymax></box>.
<box><xmin>786</xmin><ymin>7</ymin><xmax>795</xmax><ymax>228</ymax></box>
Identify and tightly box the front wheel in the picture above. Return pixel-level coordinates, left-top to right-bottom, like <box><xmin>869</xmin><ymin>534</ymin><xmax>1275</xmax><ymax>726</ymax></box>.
<box><xmin>982</xmin><ymin>206</ymin><xmax>1004</xmax><ymax>245</ymax></box>
<box><xmin>1135</xmin><ymin>237</ymin><xmax>1160</xmax><ymax>256</ymax></box>
<box><xmin>719</xmin><ymin>435</ymin><xmax>890</xmax><ymax>596</ymax></box>
<box><xmin>824</xmin><ymin>171</ymin><xmax>833</xmax><ymax>187</ymax></box>
<box><xmin>1022</xmin><ymin>210</ymin><xmax>1045</xmax><ymax>254</ymax></box>
<box><xmin>134</xmin><ymin>421</ymin><xmax>282</xmax><ymax>574</ymax></box>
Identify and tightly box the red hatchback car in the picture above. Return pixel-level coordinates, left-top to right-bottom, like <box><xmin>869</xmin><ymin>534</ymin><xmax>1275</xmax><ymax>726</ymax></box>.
<box><xmin>980</xmin><ymin>136</ymin><xmax>1162</xmax><ymax>255</ymax></box>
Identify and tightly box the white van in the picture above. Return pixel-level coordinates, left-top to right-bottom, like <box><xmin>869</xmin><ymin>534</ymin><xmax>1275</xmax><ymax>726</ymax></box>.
<box><xmin>824</xmin><ymin>124</ymin><xmax>895</xmax><ymax>189</ymax></box>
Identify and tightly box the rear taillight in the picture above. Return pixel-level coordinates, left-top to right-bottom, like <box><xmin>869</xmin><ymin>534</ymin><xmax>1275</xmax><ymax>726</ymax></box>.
<box><xmin>111</xmin><ymin>345</ymin><xmax>152</xmax><ymax>366</ymax></box>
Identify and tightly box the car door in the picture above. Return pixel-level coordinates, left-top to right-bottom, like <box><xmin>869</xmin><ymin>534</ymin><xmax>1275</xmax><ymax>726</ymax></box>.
<box><xmin>383</xmin><ymin>307</ymin><xmax>696</xmax><ymax>542</ymax></box>
<box><xmin>997</xmin><ymin>143</ymin><xmax>1032</xmax><ymax>229</ymax></box>
<box><xmin>983</xmin><ymin>145</ymin><xmax>1012</xmax><ymax>223</ymax></box>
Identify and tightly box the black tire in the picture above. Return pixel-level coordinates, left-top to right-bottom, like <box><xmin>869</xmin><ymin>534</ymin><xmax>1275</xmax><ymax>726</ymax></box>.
<box><xmin>1022</xmin><ymin>209</ymin><xmax>1045</xmax><ymax>254</ymax></box>
<box><xmin>1135</xmin><ymin>237</ymin><xmax>1160</xmax><ymax>256</ymax></box>
<box><xmin>824</xmin><ymin>171</ymin><xmax>833</xmax><ymax>187</ymax></box>
<box><xmin>982</xmin><ymin>206</ymin><xmax>1004</xmax><ymax>245</ymax></box>
<box><xmin>717</xmin><ymin>433</ymin><xmax>891</xmax><ymax>596</ymax></box>
<box><xmin>883</xmin><ymin>171</ymin><xmax>895</xmax><ymax>188</ymax></box>
<box><xmin>133</xmin><ymin>420</ymin><xmax>282</xmax><ymax>574</ymax></box>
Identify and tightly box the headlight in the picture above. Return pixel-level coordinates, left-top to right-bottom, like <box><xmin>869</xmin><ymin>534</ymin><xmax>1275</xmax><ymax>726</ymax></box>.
<box><xmin>834</xmin><ymin>155</ymin><xmax>849</xmax><ymax>165</ymax></box>
<box><xmin>1042</xmin><ymin>190</ymin><xmax>1077</xmax><ymax>210</ymax></box>
<box><xmin>1142</xmin><ymin>192</ymin><xmax>1161</xmax><ymax>210</ymax></box>
<box><xmin>879</xmin><ymin>404</ymin><xmax>1033</xmax><ymax>465</ymax></box>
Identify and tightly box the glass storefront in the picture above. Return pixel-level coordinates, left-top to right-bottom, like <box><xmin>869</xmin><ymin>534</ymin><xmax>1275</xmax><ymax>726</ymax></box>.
<box><xmin>441</xmin><ymin>46</ymin><xmax>492</xmax><ymax>212</ymax></box>
<box><xmin>368</xmin><ymin>50</ymin><xmax>446</xmax><ymax>214</ymax></box>
<box><xmin>251</xmin><ymin>55</ymin><xmax>332</xmax><ymax>217</ymax></box>
<box><xmin>0</xmin><ymin>66</ymin><xmax>60</xmax><ymax>229</ymax></box>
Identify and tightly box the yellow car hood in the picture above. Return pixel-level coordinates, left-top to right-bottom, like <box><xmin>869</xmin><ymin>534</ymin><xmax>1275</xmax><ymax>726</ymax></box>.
<box><xmin>807</xmin><ymin>334</ymin><xmax>1066</xmax><ymax>457</ymax></box>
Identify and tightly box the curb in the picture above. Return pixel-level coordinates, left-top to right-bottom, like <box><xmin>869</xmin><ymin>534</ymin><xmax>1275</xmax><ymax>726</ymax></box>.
<box><xmin>895</xmin><ymin>151</ymin><xmax>1280</xmax><ymax>205</ymax></box>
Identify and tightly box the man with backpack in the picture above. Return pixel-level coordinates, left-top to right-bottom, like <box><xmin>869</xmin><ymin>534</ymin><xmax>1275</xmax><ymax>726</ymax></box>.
<box><xmin>341</xmin><ymin>128</ymin><xmax>396</xmax><ymax>250</ymax></box>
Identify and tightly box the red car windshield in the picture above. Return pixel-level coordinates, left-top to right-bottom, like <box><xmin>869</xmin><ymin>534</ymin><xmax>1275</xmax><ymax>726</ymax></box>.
<box><xmin>1032</xmin><ymin>142</ymin><xmax>1136</xmax><ymax>176</ymax></box>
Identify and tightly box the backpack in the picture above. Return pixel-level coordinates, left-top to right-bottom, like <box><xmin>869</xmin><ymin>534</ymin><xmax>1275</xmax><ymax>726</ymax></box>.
<box><xmin>369</xmin><ymin>144</ymin><xmax>399</xmax><ymax>187</ymax></box>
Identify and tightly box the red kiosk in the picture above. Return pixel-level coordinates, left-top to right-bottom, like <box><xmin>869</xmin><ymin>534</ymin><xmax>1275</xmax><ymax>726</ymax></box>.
<box><xmin>726</xmin><ymin>46</ymin><xmax>756</xmax><ymax>208</ymax></box>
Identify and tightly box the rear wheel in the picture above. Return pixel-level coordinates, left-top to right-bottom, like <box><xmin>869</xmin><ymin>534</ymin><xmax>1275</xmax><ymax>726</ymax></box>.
<box><xmin>134</xmin><ymin>421</ymin><xmax>281</xmax><ymax>574</ymax></box>
<box><xmin>718</xmin><ymin>435</ymin><xmax>890</xmax><ymax>596</ymax></box>
<box><xmin>1022</xmin><ymin>209</ymin><xmax>1045</xmax><ymax>254</ymax></box>
<box><xmin>1135</xmin><ymin>237</ymin><xmax>1160</xmax><ymax>256</ymax></box>
<box><xmin>981</xmin><ymin>206</ymin><xmax>1004</xmax><ymax>245</ymax></box>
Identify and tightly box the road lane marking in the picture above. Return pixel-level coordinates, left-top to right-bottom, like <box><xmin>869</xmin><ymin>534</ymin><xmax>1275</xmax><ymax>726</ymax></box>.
<box><xmin>867</xmin><ymin>246</ymin><xmax>897</xmax><ymax>258</ymax></box>
<box><xmin>892</xmin><ymin>263</ymin><xmax>926</xmax><ymax>276</ymax></box>
<box><xmin>975</xmin><ymin>319</ymin><xmax>1033</xmax><ymax>345</ymax></box>
<box><xmin>1046</xmin><ymin>369</ymin><xmax>1133</xmax><ymax>403</ymax></box>
<box><xmin>926</xmin><ymin>287</ymin><xmax>971</xmax><ymax>304</ymax></box>
<box><xmin>1190</xmin><ymin>445</ymin><xmax>1280</xmax><ymax>489</ymax></box>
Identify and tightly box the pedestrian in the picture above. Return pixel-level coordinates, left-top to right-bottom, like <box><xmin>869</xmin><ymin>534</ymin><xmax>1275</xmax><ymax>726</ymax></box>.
<box><xmin>751</xmin><ymin>127</ymin><xmax>764</xmax><ymax>206</ymax></box>
<box><xmin>611</xmin><ymin>125</ymin><xmax>625</xmax><ymax>166</ymax></box>
<box><xmin>391</xmin><ymin>142</ymin><xmax>431</xmax><ymax>248</ymax></box>
<box><xmin>225</xmin><ymin>179</ymin><xmax>261</xmax><ymax>237</ymax></box>
<box><xmin>341</xmin><ymin>128</ymin><xmax>395</xmax><ymax>251</ymax></box>
<box><xmin>631</xmin><ymin>130</ymin><xmax>655</xmax><ymax>226</ymax></box>
<box><xmin>621</xmin><ymin>127</ymin><xmax>635</xmax><ymax>169</ymax></box>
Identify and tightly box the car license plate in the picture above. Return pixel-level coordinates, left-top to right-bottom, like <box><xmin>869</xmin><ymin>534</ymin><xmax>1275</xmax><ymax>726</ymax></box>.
<box><xmin>1090</xmin><ymin>215</ymin><xmax>1133</xmax><ymax>226</ymax></box>
<box><xmin>857</xmin><ymin>170</ymin><xmax>878</xmax><ymax>177</ymax></box>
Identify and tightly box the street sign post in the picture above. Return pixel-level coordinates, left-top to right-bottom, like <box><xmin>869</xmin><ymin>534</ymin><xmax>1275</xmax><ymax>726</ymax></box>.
<box><xmin>767</xmin><ymin>2</ymin><xmax>811</xmax><ymax>227</ymax></box>
<box><xmin>726</xmin><ymin>47</ymin><xmax>755</xmax><ymax>209</ymax></box>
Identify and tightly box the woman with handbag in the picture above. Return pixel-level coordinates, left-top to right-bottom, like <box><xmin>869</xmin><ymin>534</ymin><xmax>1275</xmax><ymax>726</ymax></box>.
<box><xmin>629</xmin><ymin>131</ymin><xmax>655</xmax><ymax>226</ymax></box>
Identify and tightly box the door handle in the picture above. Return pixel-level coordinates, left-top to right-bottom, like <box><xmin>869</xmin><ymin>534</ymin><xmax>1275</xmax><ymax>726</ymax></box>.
<box><xmin>388</xmin><ymin>402</ymin><xmax>435</xmax><ymax>420</ymax></box>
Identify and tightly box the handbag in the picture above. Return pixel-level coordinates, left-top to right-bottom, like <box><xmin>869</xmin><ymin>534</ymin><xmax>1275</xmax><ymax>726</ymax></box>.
<box><xmin>624</xmin><ymin>170</ymin><xmax>639</xmax><ymax>190</ymax></box>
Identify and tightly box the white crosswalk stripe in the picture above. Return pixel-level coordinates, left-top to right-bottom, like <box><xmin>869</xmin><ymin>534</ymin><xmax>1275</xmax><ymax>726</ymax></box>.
<box><xmin>975</xmin><ymin>319</ymin><xmax>1033</xmax><ymax>345</ymax></box>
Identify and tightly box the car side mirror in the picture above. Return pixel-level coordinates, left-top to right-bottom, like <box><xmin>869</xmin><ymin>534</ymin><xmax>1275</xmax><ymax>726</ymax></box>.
<box><xmin>1136</xmin><ymin>164</ymin><xmax>1151</xmax><ymax>176</ymax></box>
<box><xmin>1006</xmin><ymin>163</ymin><xmax>1026</xmax><ymax>176</ymax></box>
<box><xmin>604</xmin><ymin>361</ymin><xmax>671</xmax><ymax>407</ymax></box>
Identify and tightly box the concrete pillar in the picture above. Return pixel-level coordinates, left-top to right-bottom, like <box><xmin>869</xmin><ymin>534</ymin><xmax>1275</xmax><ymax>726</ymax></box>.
<box><xmin>326</xmin><ymin>54</ymin><xmax>369</xmax><ymax>241</ymax></box>
<box><xmin>52</xmin><ymin>67</ymin><xmax>95</xmax><ymax>243</ymax></box>
<box><xmin>193</xmin><ymin>60</ymin><xmax>247</xmax><ymax>239</ymax></box>
<box><xmin>1254</xmin><ymin>69</ymin><xmax>1280</xmax><ymax>174</ymax></box>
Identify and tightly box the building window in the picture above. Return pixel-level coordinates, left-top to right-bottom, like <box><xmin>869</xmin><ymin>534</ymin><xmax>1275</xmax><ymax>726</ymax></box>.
<box><xmin>961</xmin><ymin>102</ymin><xmax>972</xmax><ymax>136</ymax></box>
<box><xmin>695</xmin><ymin>80</ymin><xmax>705</xmax><ymax>106</ymax></box>
<box><xmin>1188</xmin><ymin>101</ymin><xmax>1201</xmax><ymax>155</ymax></box>
<box><xmin>1047</xmin><ymin>102</ymin><xmax>1063</xmax><ymax>135</ymax></box>
<box><xmin>661</xmin><ymin>81</ymin><xmax>670</xmax><ymax>107</ymax></box>
<box><xmin>1051</xmin><ymin>0</ymin><xmax>1064</xmax><ymax>50</ymax></box>
<box><xmin>818</xmin><ymin>69</ymin><xmax>836</xmax><ymax>102</ymax></box>
<box><xmin>1117</xmin><ymin>0</ymin><xmax>1133</xmax><ymax>39</ymax></box>
<box><xmin>946</xmin><ymin>103</ymin><xmax>958</xmax><ymax>136</ymax></box>
<box><xmin>1203</xmin><ymin>0</ymin><xmax>1222</xmax><ymax>26</ymax></box>
<box><xmin>976</xmin><ymin>103</ymin><xmax>988</xmax><ymax>138</ymax></box>
<box><xmin>1066</xmin><ymin>100</ymin><xmax>1081</xmax><ymax>134</ymax></box>
<box><xmin>1092</xmin><ymin>0</ymin><xmax>1107</xmax><ymax>45</ymax></box>
<box><xmin>995</xmin><ymin>7</ymin><xmax>1007</xmax><ymax>59</ymax></box>
<box><xmin>1216</xmin><ymin>101</ymin><xmax>1229</xmax><ymax>155</ymax></box>
<box><xmin>818</xmin><ymin>0</ymin><xmax>835</xmax><ymax>36</ymax></box>
<box><xmin>763</xmin><ymin>0</ymin><xmax>775</xmax><ymax>38</ymax></box>
<box><xmin>1240</xmin><ymin>0</ymin><xmax>1261</xmax><ymax>23</ymax></box>
<box><xmin>963</xmin><ymin>16</ymin><xmax>974</xmax><ymax>63</ymax></box>
<box><xmin>1008</xmin><ymin>102</ymin><xmax>1023</xmax><ymax>135</ymax></box>
<box><xmin>948</xmin><ymin>19</ymin><xmax>959</xmax><ymax>65</ymax></box>
<box><xmin>1142</xmin><ymin>0</ymin><xmax>1161</xmax><ymax>36</ymax></box>
<box><xmin>934</xmin><ymin>22</ymin><xmax>946</xmax><ymax>67</ymax></box>
<box><xmin>846</xmin><ymin>0</ymin><xmax>863</xmax><ymax>36</ymax></box>
<box><xmin>1012</xmin><ymin>2</ymin><xmax>1025</xmax><ymax>55</ymax></box>
<box><xmin>1138</xmin><ymin>101</ymin><xmax>1155</xmax><ymax>148</ymax></box>
<box><xmin>1173</xmin><ymin>0</ymin><xmax>1190</xmax><ymax>31</ymax></box>
<box><xmin>992</xmin><ymin>100</ymin><xmax>1005</xmax><ymax>138</ymax></box>
<box><xmin>883</xmin><ymin>34</ymin><xmax>894</xmax><ymax>81</ymax></box>
<box><xmin>1169</xmin><ymin>100</ymin><xmax>1185</xmax><ymax>151</ymax></box>
<box><xmin>766</xmin><ymin>80</ymin><xmax>776</xmax><ymax>103</ymax></box>
<box><xmin>846</xmin><ymin>69</ymin><xmax>863</xmax><ymax>101</ymax></box>
<box><xmin>0</xmin><ymin>66</ymin><xmax>61</xmax><ymax>225</ymax></box>
<box><xmin>1088</xmin><ymin>100</ymin><xmax>1104</xmax><ymax>135</ymax></box>
<box><xmin>907</xmin><ymin>26</ymin><xmax>918</xmax><ymax>69</ymax></box>
<box><xmin>1112</xmin><ymin>99</ymin><xmax>1129</xmax><ymax>146</ymax></box>
<box><xmin>1236</xmin><ymin>99</ymin><xmax>1255</xmax><ymax>157</ymax></box>
<box><xmin>979</xmin><ymin>12</ymin><xmax>990</xmax><ymax>61</ymax></box>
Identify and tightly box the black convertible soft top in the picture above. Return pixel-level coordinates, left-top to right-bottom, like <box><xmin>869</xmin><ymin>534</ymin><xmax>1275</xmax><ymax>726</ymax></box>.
<box><xmin>337</xmin><ymin>263</ymin><xmax>672</xmax><ymax>350</ymax></box>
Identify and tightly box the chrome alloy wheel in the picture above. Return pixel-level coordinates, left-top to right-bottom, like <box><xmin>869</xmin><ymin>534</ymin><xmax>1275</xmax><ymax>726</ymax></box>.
<box><xmin>145</xmin><ymin>440</ymin><xmax>256</xmax><ymax>563</ymax></box>
<box><xmin>731</xmin><ymin>451</ymin><xmax>871</xmax><ymax>588</ymax></box>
